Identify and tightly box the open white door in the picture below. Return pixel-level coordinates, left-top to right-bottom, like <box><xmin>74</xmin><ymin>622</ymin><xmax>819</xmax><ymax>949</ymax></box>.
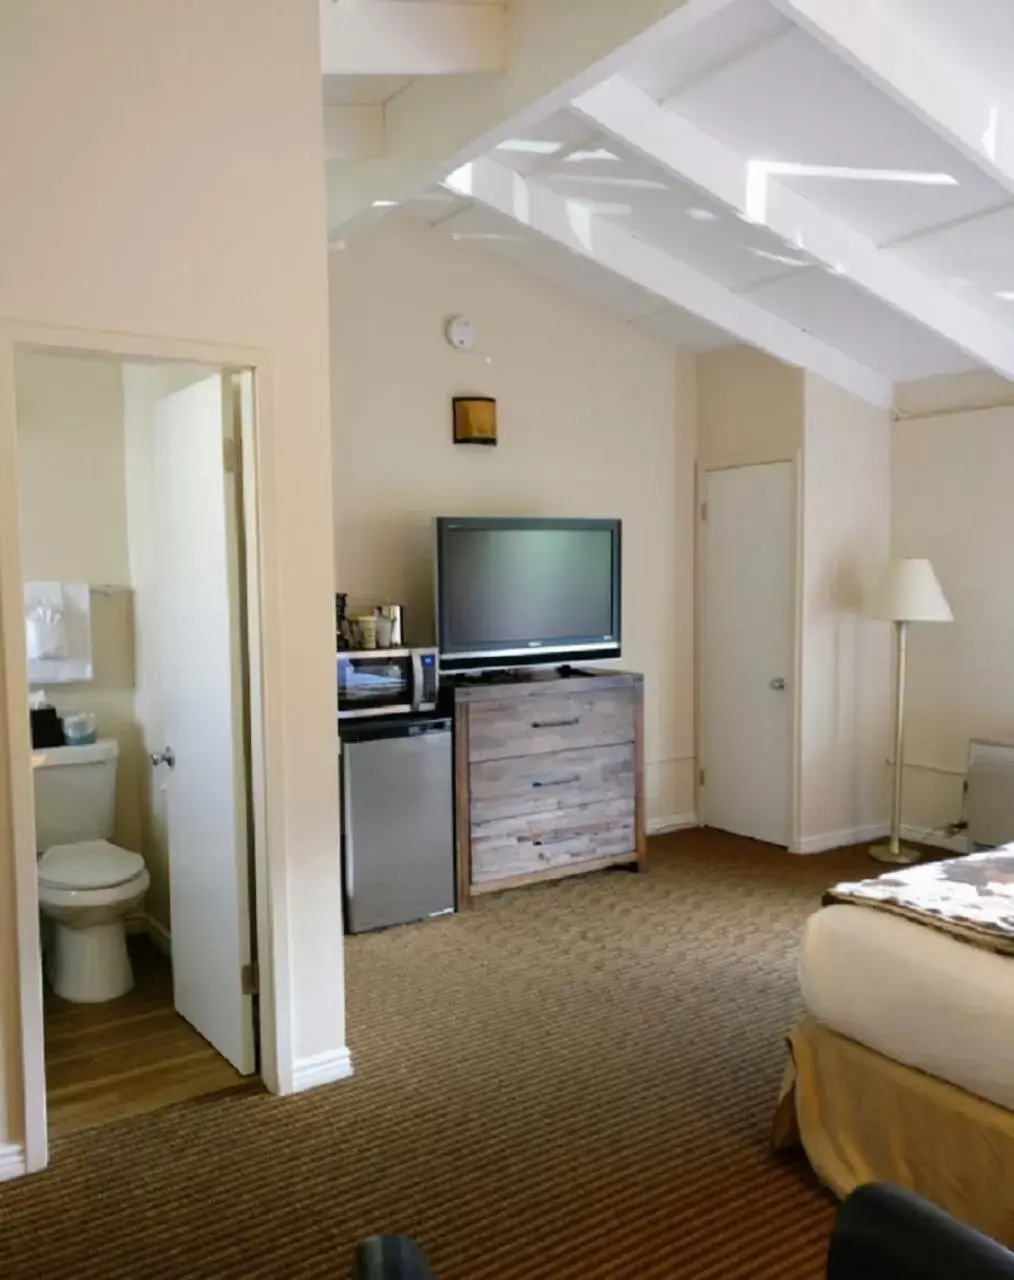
<box><xmin>151</xmin><ymin>375</ymin><xmax>256</xmax><ymax>1074</ymax></box>
<box><xmin>702</xmin><ymin>462</ymin><xmax>794</xmax><ymax>847</ymax></box>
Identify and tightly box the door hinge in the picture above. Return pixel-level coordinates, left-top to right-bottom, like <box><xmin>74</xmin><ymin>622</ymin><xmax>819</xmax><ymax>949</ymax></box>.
<box><xmin>223</xmin><ymin>436</ymin><xmax>239</xmax><ymax>475</ymax></box>
<box><xmin>699</xmin><ymin>501</ymin><xmax>707</xmax><ymax>522</ymax></box>
<box><xmin>241</xmin><ymin>962</ymin><xmax>259</xmax><ymax>996</ymax></box>
<box><xmin>699</xmin><ymin>767</ymin><xmax>706</xmax><ymax>787</ymax></box>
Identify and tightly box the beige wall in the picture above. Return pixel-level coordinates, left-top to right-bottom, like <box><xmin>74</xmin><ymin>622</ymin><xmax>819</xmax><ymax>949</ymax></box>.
<box><xmin>0</xmin><ymin>0</ymin><xmax>343</xmax><ymax>1159</ymax></box>
<box><xmin>799</xmin><ymin>375</ymin><xmax>890</xmax><ymax>847</ymax></box>
<box><xmin>892</xmin><ymin>380</ymin><xmax>1014</xmax><ymax>837</ymax></box>
<box><xmin>330</xmin><ymin>217</ymin><xmax>697</xmax><ymax>825</ymax></box>
<box><xmin>696</xmin><ymin>349</ymin><xmax>890</xmax><ymax>850</ymax></box>
<box><xmin>15</xmin><ymin>354</ymin><xmax>130</xmax><ymax>586</ymax></box>
<box><xmin>696</xmin><ymin>347</ymin><xmax>801</xmax><ymax>844</ymax></box>
<box><xmin>14</xmin><ymin>352</ymin><xmax>144</xmax><ymax>856</ymax></box>
<box><xmin>697</xmin><ymin>346</ymin><xmax>804</xmax><ymax>468</ymax></box>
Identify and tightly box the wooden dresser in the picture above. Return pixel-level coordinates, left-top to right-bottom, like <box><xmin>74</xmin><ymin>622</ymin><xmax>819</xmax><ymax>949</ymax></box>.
<box><xmin>450</xmin><ymin>670</ymin><xmax>645</xmax><ymax>902</ymax></box>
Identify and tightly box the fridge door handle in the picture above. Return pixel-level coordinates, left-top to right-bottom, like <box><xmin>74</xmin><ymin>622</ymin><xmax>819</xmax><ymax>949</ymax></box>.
<box><xmin>342</xmin><ymin>752</ymin><xmax>354</xmax><ymax>901</ymax></box>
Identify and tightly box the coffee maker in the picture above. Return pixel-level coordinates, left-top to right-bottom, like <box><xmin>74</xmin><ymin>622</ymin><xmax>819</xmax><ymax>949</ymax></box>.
<box><xmin>335</xmin><ymin>593</ymin><xmax>353</xmax><ymax>651</ymax></box>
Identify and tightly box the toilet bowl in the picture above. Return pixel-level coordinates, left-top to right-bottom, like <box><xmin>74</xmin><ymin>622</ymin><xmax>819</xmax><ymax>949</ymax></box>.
<box><xmin>38</xmin><ymin>840</ymin><xmax>150</xmax><ymax>1003</ymax></box>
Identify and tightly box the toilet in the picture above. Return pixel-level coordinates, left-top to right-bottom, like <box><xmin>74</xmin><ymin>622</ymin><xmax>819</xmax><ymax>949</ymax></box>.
<box><xmin>33</xmin><ymin>739</ymin><xmax>150</xmax><ymax>1003</ymax></box>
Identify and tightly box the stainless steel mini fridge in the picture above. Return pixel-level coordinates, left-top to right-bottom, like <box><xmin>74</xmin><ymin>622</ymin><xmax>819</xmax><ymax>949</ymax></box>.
<box><xmin>340</xmin><ymin>713</ymin><xmax>455</xmax><ymax>934</ymax></box>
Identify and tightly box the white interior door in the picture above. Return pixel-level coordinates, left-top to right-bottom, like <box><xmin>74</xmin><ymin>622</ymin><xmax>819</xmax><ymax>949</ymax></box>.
<box><xmin>152</xmin><ymin>375</ymin><xmax>255</xmax><ymax>1074</ymax></box>
<box><xmin>702</xmin><ymin>462</ymin><xmax>794</xmax><ymax>846</ymax></box>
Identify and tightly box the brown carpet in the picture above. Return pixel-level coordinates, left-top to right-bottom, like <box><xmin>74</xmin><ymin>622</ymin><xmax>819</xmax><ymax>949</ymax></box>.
<box><xmin>0</xmin><ymin>830</ymin><xmax>875</xmax><ymax>1279</ymax></box>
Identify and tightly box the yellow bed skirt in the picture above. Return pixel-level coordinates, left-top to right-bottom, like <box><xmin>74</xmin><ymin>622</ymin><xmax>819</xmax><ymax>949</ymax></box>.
<box><xmin>774</xmin><ymin>1018</ymin><xmax>1014</xmax><ymax>1247</ymax></box>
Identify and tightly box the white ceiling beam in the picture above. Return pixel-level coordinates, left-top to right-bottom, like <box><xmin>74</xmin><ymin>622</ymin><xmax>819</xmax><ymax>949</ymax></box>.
<box><xmin>327</xmin><ymin>0</ymin><xmax>735</xmax><ymax>233</ymax></box>
<box><xmin>320</xmin><ymin>1</ymin><xmax>506</xmax><ymax>77</ymax></box>
<box><xmin>573</xmin><ymin>76</ymin><xmax>1014</xmax><ymax>381</ymax></box>
<box><xmin>323</xmin><ymin>105</ymin><xmax>385</xmax><ymax>161</ymax></box>
<box><xmin>768</xmin><ymin>0</ymin><xmax>1014</xmax><ymax>197</ymax></box>
<box><xmin>444</xmin><ymin>157</ymin><xmax>891</xmax><ymax>405</ymax></box>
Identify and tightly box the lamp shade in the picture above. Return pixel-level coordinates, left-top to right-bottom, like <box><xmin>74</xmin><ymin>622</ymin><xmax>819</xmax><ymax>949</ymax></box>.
<box><xmin>866</xmin><ymin>558</ymin><xmax>953</xmax><ymax>622</ymax></box>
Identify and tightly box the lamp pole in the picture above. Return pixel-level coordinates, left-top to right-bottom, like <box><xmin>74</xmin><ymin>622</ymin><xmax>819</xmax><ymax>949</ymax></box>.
<box><xmin>871</xmin><ymin>619</ymin><xmax>915</xmax><ymax>864</ymax></box>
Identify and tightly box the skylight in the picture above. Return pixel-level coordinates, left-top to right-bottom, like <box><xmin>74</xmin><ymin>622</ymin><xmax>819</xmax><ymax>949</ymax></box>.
<box><xmin>565</xmin><ymin>148</ymin><xmax>621</xmax><ymax>163</ymax></box>
<box><xmin>552</xmin><ymin>175</ymin><xmax>668</xmax><ymax>190</ymax></box>
<box><xmin>751</xmin><ymin>248</ymin><xmax>810</xmax><ymax>268</ymax></box>
<box><xmin>452</xmin><ymin>232</ymin><xmax>528</xmax><ymax>242</ymax></box>
<box><xmin>495</xmin><ymin>139</ymin><xmax>564</xmax><ymax>156</ymax></box>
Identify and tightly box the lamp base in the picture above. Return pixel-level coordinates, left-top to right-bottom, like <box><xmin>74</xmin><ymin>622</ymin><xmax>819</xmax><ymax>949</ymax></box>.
<box><xmin>869</xmin><ymin>841</ymin><xmax>921</xmax><ymax>866</ymax></box>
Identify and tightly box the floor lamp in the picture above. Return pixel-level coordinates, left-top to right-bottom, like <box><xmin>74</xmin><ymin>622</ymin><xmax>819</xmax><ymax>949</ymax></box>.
<box><xmin>867</xmin><ymin>558</ymin><xmax>953</xmax><ymax>865</ymax></box>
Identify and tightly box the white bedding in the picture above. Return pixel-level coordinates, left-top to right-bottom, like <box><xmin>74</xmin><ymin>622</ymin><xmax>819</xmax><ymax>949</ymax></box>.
<box><xmin>799</xmin><ymin>903</ymin><xmax>1014</xmax><ymax>1111</ymax></box>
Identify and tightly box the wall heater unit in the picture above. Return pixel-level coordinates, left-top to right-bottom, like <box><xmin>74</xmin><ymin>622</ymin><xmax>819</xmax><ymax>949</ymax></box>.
<box><xmin>967</xmin><ymin>738</ymin><xmax>1014</xmax><ymax>848</ymax></box>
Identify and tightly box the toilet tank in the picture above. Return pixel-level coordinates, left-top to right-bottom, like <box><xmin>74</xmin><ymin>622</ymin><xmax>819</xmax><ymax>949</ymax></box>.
<box><xmin>32</xmin><ymin>739</ymin><xmax>119</xmax><ymax>853</ymax></box>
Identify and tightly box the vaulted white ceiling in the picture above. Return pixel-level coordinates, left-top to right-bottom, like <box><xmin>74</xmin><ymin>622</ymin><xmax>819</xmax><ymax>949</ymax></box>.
<box><xmin>323</xmin><ymin>0</ymin><xmax>1014</xmax><ymax>406</ymax></box>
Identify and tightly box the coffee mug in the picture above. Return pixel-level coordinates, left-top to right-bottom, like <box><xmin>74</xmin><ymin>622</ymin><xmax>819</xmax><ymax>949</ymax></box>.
<box><xmin>355</xmin><ymin>615</ymin><xmax>377</xmax><ymax>649</ymax></box>
<box><xmin>375</xmin><ymin>616</ymin><xmax>394</xmax><ymax>649</ymax></box>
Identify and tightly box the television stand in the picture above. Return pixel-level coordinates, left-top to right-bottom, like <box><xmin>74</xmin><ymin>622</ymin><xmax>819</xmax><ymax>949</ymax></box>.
<box><xmin>449</xmin><ymin>663</ymin><xmax>590</xmax><ymax>687</ymax></box>
<box><xmin>453</xmin><ymin>668</ymin><xmax>533</xmax><ymax>686</ymax></box>
<box><xmin>450</xmin><ymin>669</ymin><xmax>645</xmax><ymax>903</ymax></box>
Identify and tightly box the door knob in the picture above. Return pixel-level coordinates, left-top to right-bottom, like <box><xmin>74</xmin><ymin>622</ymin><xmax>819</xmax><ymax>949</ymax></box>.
<box><xmin>150</xmin><ymin>747</ymin><xmax>176</xmax><ymax>770</ymax></box>
<box><xmin>768</xmin><ymin>678</ymin><xmax>786</xmax><ymax>691</ymax></box>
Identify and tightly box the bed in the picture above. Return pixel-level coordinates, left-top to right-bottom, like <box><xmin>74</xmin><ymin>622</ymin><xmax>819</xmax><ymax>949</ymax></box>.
<box><xmin>775</xmin><ymin>848</ymin><xmax>1014</xmax><ymax>1246</ymax></box>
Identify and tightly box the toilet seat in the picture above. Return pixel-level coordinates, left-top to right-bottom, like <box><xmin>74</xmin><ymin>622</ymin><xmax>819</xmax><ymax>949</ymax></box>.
<box><xmin>38</xmin><ymin>840</ymin><xmax>145</xmax><ymax>891</ymax></box>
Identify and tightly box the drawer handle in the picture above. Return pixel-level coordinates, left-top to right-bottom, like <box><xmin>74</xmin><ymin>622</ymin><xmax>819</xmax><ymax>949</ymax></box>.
<box><xmin>532</xmin><ymin>776</ymin><xmax>580</xmax><ymax>789</ymax></box>
<box><xmin>532</xmin><ymin>835</ymin><xmax>575</xmax><ymax>848</ymax></box>
<box><xmin>531</xmin><ymin>717</ymin><xmax>580</xmax><ymax>730</ymax></box>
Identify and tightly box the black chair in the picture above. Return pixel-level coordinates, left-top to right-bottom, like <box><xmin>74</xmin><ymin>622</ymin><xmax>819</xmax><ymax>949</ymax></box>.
<box><xmin>827</xmin><ymin>1183</ymin><xmax>1014</xmax><ymax>1280</ymax></box>
<box><xmin>350</xmin><ymin>1235</ymin><xmax>435</xmax><ymax>1280</ymax></box>
<box><xmin>350</xmin><ymin>1184</ymin><xmax>1014</xmax><ymax>1279</ymax></box>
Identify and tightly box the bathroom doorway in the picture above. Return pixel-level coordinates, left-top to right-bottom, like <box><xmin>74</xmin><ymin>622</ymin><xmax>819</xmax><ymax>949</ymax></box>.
<box><xmin>13</xmin><ymin>349</ymin><xmax>264</xmax><ymax>1139</ymax></box>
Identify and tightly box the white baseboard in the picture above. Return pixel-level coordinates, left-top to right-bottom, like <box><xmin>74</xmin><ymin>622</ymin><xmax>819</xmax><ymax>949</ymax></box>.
<box><xmin>127</xmin><ymin>912</ymin><xmax>172</xmax><ymax>954</ymax></box>
<box><xmin>292</xmin><ymin>1046</ymin><xmax>354</xmax><ymax>1093</ymax></box>
<box><xmin>790</xmin><ymin>822</ymin><xmax>971</xmax><ymax>856</ymax></box>
<box><xmin>900</xmin><ymin>824</ymin><xmax>970</xmax><ymax>855</ymax></box>
<box><xmin>145</xmin><ymin>914</ymin><xmax>172</xmax><ymax>954</ymax></box>
<box><xmin>647</xmin><ymin>813</ymin><xmax>698</xmax><ymax>836</ymax></box>
<box><xmin>790</xmin><ymin>823</ymin><xmax>889</xmax><ymax>855</ymax></box>
<box><xmin>0</xmin><ymin>1144</ymin><xmax>27</xmax><ymax>1182</ymax></box>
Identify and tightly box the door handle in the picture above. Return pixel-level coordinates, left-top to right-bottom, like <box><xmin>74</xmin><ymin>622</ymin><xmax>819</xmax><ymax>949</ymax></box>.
<box><xmin>150</xmin><ymin>747</ymin><xmax>176</xmax><ymax>770</ymax></box>
<box><xmin>768</xmin><ymin>678</ymin><xmax>786</xmax><ymax>691</ymax></box>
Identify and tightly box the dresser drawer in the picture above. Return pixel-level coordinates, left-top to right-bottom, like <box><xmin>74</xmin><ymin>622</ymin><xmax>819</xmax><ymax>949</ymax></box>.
<box><xmin>471</xmin><ymin>798</ymin><xmax>636</xmax><ymax>885</ymax></box>
<box><xmin>470</xmin><ymin>742</ymin><xmax>635</xmax><ymax>825</ymax></box>
<box><xmin>468</xmin><ymin>691</ymin><xmax>635</xmax><ymax>763</ymax></box>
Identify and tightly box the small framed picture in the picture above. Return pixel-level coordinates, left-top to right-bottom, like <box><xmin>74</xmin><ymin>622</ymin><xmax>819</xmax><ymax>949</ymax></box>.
<box><xmin>453</xmin><ymin>396</ymin><xmax>497</xmax><ymax>446</ymax></box>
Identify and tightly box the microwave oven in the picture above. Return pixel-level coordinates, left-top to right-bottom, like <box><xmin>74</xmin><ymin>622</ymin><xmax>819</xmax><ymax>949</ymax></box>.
<box><xmin>337</xmin><ymin>647</ymin><xmax>440</xmax><ymax>720</ymax></box>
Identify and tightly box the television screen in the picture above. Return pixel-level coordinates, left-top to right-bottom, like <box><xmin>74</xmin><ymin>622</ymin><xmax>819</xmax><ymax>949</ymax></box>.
<box><xmin>436</xmin><ymin>518</ymin><xmax>621</xmax><ymax>670</ymax></box>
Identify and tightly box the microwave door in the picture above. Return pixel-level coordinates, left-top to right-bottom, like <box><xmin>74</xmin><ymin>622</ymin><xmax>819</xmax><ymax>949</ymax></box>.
<box><xmin>339</xmin><ymin>654</ymin><xmax>412</xmax><ymax>716</ymax></box>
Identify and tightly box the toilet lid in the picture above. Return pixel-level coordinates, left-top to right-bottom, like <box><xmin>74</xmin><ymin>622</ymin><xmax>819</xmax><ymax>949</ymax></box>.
<box><xmin>38</xmin><ymin>840</ymin><xmax>145</xmax><ymax>890</ymax></box>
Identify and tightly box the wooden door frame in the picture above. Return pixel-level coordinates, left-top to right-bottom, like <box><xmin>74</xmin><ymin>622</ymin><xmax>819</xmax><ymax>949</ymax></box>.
<box><xmin>694</xmin><ymin>453</ymin><xmax>803</xmax><ymax>850</ymax></box>
<box><xmin>0</xmin><ymin>321</ymin><xmax>293</xmax><ymax>1174</ymax></box>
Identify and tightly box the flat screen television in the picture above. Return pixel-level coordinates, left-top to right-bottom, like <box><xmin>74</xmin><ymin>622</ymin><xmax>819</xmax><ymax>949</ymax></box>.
<box><xmin>436</xmin><ymin>517</ymin><xmax>622</xmax><ymax>672</ymax></box>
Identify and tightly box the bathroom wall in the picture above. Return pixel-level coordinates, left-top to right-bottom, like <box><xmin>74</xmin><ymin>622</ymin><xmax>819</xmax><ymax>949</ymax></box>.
<box><xmin>14</xmin><ymin>352</ymin><xmax>144</xmax><ymax>854</ymax></box>
<box><xmin>0</xmin><ymin>0</ymin><xmax>346</xmax><ymax>1168</ymax></box>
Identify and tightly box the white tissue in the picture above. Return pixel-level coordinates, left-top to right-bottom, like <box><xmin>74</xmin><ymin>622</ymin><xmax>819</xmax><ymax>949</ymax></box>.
<box><xmin>26</xmin><ymin>602</ymin><xmax>67</xmax><ymax>661</ymax></box>
<box><xmin>24</xmin><ymin>582</ymin><xmax>93</xmax><ymax>684</ymax></box>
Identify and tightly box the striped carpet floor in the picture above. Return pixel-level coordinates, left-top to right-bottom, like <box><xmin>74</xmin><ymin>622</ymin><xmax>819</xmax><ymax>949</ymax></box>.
<box><xmin>0</xmin><ymin>829</ymin><xmax>874</xmax><ymax>1279</ymax></box>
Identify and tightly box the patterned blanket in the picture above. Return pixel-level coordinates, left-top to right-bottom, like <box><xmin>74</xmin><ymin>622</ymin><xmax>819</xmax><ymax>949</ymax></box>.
<box><xmin>825</xmin><ymin>846</ymin><xmax>1014</xmax><ymax>956</ymax></box>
